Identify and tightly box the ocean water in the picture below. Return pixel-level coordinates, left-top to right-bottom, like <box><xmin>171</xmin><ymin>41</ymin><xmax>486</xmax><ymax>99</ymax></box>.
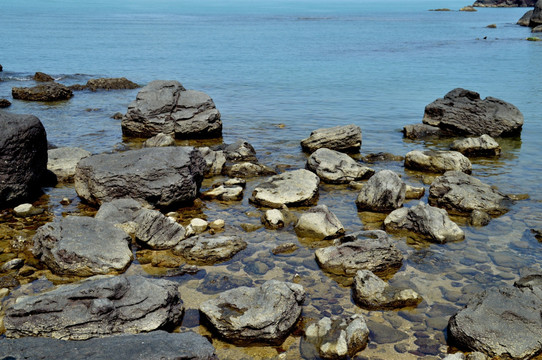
<box><xmin>1</xmin><ymin>0</ymin><xmax>542</xmax><ymax>358</ymax></box>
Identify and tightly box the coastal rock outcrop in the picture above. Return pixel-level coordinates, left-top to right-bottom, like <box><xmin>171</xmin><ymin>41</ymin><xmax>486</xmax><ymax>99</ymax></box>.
<box><xmin>315</xmin><ymin>230</ymin><xmax>403</xmax><ymax>277</ymax></box>
<box><xmin>199</xmin><ymin>280</ymin><xmax>305</xmax><ymax>344</ymax></box>
<box><xmin>4</xmin><ymin>275</ymin><xmax>183</xmax><ymax>340</ymax></box>
<box><xmin>518</xmin><ymin>10</ymin><xmax>534</xmax><ymax>26</ymax></box>
<box><xmin>421</xmin><ymin>88</ymin><xmax>523</xmax><ymax>137</ymax></box>
<box><xmin>355</xmin><ymin>170</ymin><xmax>406</xmax><ymax>212</ymax></box>
<box><xmin>0</xmin><ymin>112</ymin><xmax>48</xmax><ymax>207</ymax></box>
<box><xmin>429</xmin><ymin>171</ymin><xmax>509</xmax><ymax>215</ymax></box>
<box><xmin>250</xmin><ymin>169</ymin><xmax>320</xmax><ymax>208</ymax></box>
<box><xmin>70</xmin><ymin>77</ymin><xmax>139</xmax><ymax>91</ymax></box>
<box><xmin>12</xmin><ymin>82</ymin><xmax>73</xmax><ymax>101</ymax></box>
<box><xmin>172</xmin><ymin>234</ymin><xmax>247</xmax><ymax>264</ymax></box>
<box><xmin>0</xmin><ymin>331</ymin><xmax>217</xmax><ymax>360</ymax></box>
<box><xmin>384</xmin><ymin>202</ymin><xmax>465</xmax><ymax>243</ymax></box>
<box><xmin>450</xmin><ymin>134</ymin><xmax>501</xmax><ymax>156</ymax></box>
<box><xmin>474</xmin><ymin>0</ymin><xmax>536</xmax><ymax>6</ymax></box>
<box><xmin>306</xmin><ymin>148</ymin><xmax>374</xmax><ymax>184</ymax></box>
<box><xmin>32</xmin><ymin>216</ymin><xmax>133</xmax><ymax>276</ymax></box>
<box><xmin>448</xmin><ymin>279</ymin><xmax>542</xmax><ymax>359</ymax></box>
<box><xmin>303</xmin><ymin>315</ymin><xmax>369</xmax><ymax>359</ymax></box>
<box><xmin>531</xmin><ymin>0</ymin><xmax>542</xmax><ymax>27</ymax></box>
<box><xmin>74</xmin><ymin>146</ymin><xmax>205</xmax><ymax>207</ymax></box>
<box><xmin>301</xmin><ymin>124</ymin><xmax>362</xmax><ymax>153</ymax></box>
<box><xmin>352</xmin><ymin>270</ymin><xmax>423</xmax><ymax>310</ymax></box>
<box><xmin>294</xmin><ymin>204</ymin><xmax>345</xmax><ymax>240</ymax></box>
<box><xmin>121</xmin><ymin>80</ymin><xmax>221</xmax><ymax>139</ymax></box>
<box><xmin>47</xmin><ymin>147</ymin><xmax>91</xmax><ymax>181</ymax></box>
<box><xmin>405</xmin><ymin>150</ymin><xmax>472</xmax><ymax>174</ymax></box>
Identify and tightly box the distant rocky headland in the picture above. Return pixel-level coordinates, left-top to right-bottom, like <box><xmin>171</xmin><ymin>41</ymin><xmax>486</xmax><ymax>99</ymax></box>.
<box><xmin>473</xmin><ymin>0</ymin><xmax>535</xmax><ymax>6</ymax></box>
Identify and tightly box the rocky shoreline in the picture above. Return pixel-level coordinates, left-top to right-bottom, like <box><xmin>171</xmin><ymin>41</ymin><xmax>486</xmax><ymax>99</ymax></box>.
<box><xmin>0</xmin><ymin>67</ymin><xmax>540</xmax><ymax>360</ymax></box>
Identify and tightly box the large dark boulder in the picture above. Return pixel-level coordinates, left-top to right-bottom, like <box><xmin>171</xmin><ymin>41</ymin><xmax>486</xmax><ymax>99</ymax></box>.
<box><xmin>518</xmin><ymin>9</ymin><xmax>534</xmax><ymax>26</ymax></box>
<box><xmin>121</xmin><ymin>80</ymin><xmax>222</xmax><ymax>139</ymax></box>
<box><xmin>12</xmin><ymin>82</ymin><xmax>73</xmax><ymax>101</ymax></box>
<box><xmin>473</xmin><ymin>0</ymin><xmax>536</xmax><ymax>6</ymax></box>
<box><xmin>531</xmin><ymin>0</ymin><xmax>542</xmax><ymax>27</ymax></box>
<box><xmin>4</xmin><ymin>275</ymin><xmax>183</xmax><ymax>340</ymax></box>
<box><xmin>422</xmin><ymin>88</ymin><xmax>523</xmax><ymax>137</ymax></box>
<box><xmin>0</xmin><ymin>112</ymin><xmax>48</xmax><ymax>207</ymax></box>
<box><xmin>74</xmin><ymin>147</ymin><xmax>205</xmax><ymax>208</ymax></box>
<box><xmin>0</xmin><ymin>331</ymin><xmax>217</xmax><ymax>360</ymax></box>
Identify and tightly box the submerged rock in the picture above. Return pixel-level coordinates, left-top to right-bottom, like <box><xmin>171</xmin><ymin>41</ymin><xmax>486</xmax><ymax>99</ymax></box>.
<box><xmin>173</xmin><ymin>234</ymin><xmax>247</xmax><ymax>264</ymax></box>
<box><xmin>121</xmin><ymin>80</ymin><xmax>221</xmax><ymax>139</ymax></box>
<box><xmin>250</xmin><ymin>169</ymin><xmax>320</xmax><ymax>208</ymax></box>
<box><xmin>307</xmin><ymin>147</ymin><xmax>374</xmax><ymax>184</ymax></box>
<box><xmin>4</xmin><ymin>275</ymin><xmax>183</xmax><ymax>340</ymax></box>
<box><xmin>304</xmin><ymin>315</ymin><xmax>369</xmax><ymax>359</ymax></box>
<box><xmin>384</xmin><ymin>202</ymin><xmax>465</xmax><ymax>243</ymax></box>
<box><xmin>47</xmin><ymin>147</ymin><xmax>92</xmax><ymax>181</ymax></box>
<box><xmin>32</xmin><ymin>216</ymin><xmax>133</xmax><ymax>276</ymax></box>
<box><xmin>405</xmin><ymin>185</ymin><xmax>425</xmax><ymax>199</ymax></box>
<box><xmin>355</xmin><ymin>170</ymin><xmax>406</xmax><ymax>212</ymax></box>
<box><xmin>0</xmin><ymin>112</ymin><xmax>48</xmax><ymax>207</ymax></box>
<box><xmin>0</xmin><ymin>331</ymin><xmax>217</xmax><ymax>360</ymax></box>
<box><xmin>422</xmin><ymin>88</ymin><xmax>523</xmax><ymax>137</ymax></box>
<box><xmin>301</xmin><ymin>124</ymin><xmax>362</xmax><ymax>153</ymax></box>
<box><xmin>352</xmin><ymin>270</ymin><xmax>423</xmax><ymax>310</ymax></box>
<box><xmin>12</xmin><ymin>82</ymin><xmax>73</xmax><ymax>101</ymax></box>
<box><xmin>199</xmin><ymin>280</ymin><xmax>305</xmax><ymax>344</ymax></box>
<box><xmin>405</xmin><ymin>150</ymin><xmax>472</xmax><ymax>174</ymax></box>
<box><xmin>142</xmin><ymin>132</ymin><xmax>175</xmax><ymax>147</ymax></box>
<box><xmin>315</xmin><ymin>230</ymin><xmax>403</xmax><ymax>277</ymax></box>
<box><xmin>294</xmin><ymin>204</ymin><xmax>345</xmax><ymax>240</ymax></box>
<box><xmin>450</xmin><ymin>134</ymin><xmax>501</xmax><ymax>156</ymax></box>
<box><xmin>428</xmin><ymin>171</ymin><xmax>509</xmax><ymax>215</ymax></box>
<box><xmin>74</xmin><ymin>146</ymin><xmax>205</xmax><ymax>207</ymax></box>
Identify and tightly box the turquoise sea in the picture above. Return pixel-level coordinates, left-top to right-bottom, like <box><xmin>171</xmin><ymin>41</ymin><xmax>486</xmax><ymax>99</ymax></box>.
<box><xmin>1</xmin><ymin>0</ymin><xmax>542</xmax><ymax>358</ymax></box>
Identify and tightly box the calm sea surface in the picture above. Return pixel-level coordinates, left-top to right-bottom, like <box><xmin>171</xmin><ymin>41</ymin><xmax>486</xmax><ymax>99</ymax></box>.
<box><xmin>1</xmin><ymin>0</ymin><xmax>542</xmax><ymax>358</ymax></box>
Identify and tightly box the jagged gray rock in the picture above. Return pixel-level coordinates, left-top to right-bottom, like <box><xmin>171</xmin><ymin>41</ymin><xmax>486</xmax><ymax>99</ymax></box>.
<box><xmin>47</xmin><ymin>147</ymin><xmax>91</xmax><ymax>181</ymax></box>
<box><xmin>405</xmin><ymin>150</ymin><xmax>472</xmax><ymax>174</ymax></box>
<box><xmin>133</xmin><ymin>208</ymin><xmax>186</xmax><ymax>249</ymax></box>
<box><xmin>199</xmin><ymin>280</ymin><xmax>305</xmax><ymax>344</ymax></box>
<box><xmin>422</xmin><ymin>88</ymin><xmax>523</xmax><ymax>137</ymax></box>
<box><xmin>250</xmin><ymin>169</ymin><xmax>320</xmax><ymax>208</ymax></box>
<box><xmin>32</xmin><ymin>216</ymin><xmax>133</xmax><ymax>276</ymax></box>
<box><xmin>352</xmin><ymin>270</ymin><xmax>423</xmax><ymax>310</ymax></box>
<box><xmin>355</xmin><ymin>170</ymin><xmax>406</xmax><ymax>212</ymax></box>
<box><xmin>214</xmin><ymin>139</ymin><xmax>258</xmax><ymax>163</ymax></box>
<box><xmin>384</xmin><ymin>202</ymin><xmax>465</xmax><ymax>243</ymax></box>
<box><xmin>301</xmin><ymin>124</ymin><xmax>362</xmax><ymax>153</ymax></box>
<box><xmin>199</xmin><ymin>147</ymin><xmax>227</xmax><ymax>176</ymax></box>
<box><xmin>0</xmin><ymin>331</ymin><xmax>217</xmax><ymax>360</ymax></box>
<box><xmin>75</xmin><ymin>146</ymin><xmax>205</xmax><ymax>207</ymax></box>
<box><xmin>173</xmin><ymin>234</ymin><xmax>247</xmax><ymax>264</ymax></box>
<box><xmin>306</xmin><ymin>148</ymin><xmax>374</xmax><ymax>184</ymax></box>
<box><xmin>429</xmin><ymin>171</ymin><xmax>509</xmax><ymax>215</ymax></box>
<box><xmin>0</xmin><ymin>112</ymin><xmax>48</xmax><ymax>207</ymax></box>
<box><xmin>315</xmin><ymin>230</ymin><xmax>403</xmax><ymax>277</ymax></box>
<box><xmin>294</xmin><ymin>205</ymin><xmax>344</xmax><ymax>240</ymax></box>
<box><xmin>121</xmin><ymin>80</ymin><xmax>221</xmax><ymax>139</ymax></box>
<box><xmin>4</xmin><ymin>275</ymin><xmax>183</xmax><ymax>340</ymax></box>
<box><xmin>450</xmin><ymin>134</ymin><xmax>501</xmax><ymax>157</ymax></box>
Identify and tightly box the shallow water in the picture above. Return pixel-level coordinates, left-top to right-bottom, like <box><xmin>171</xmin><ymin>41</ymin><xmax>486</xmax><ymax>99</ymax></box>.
<box><xmin>1</xmin><ymin>0</ymin><xmax>542</xmax><ymax>358</ymax></box>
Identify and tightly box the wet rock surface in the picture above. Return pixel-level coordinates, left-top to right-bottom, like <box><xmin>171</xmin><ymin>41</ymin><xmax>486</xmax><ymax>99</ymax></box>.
<box><xmin>405</xmin><ymin>150</ymin><xmax>472</xmax><ymax>174</ymax></box>
<box><xmin>47</xmin><ymin>147</ymin><xmax>91</xmax><ymax>181</ymax></box>
<box><xmin>306</xmin><ymin>147</ymin><xmax>374</xmax><ymax>184</ymax></box>
<box><xmin>0</xmin><ymin>112</ymin><xmax>48</xmax><ymax>207</ymax></box>
<box><xmin>0</xmin><ymin>331</ymin><xmax>217</xmax><ymax>360</ymax></box>
<box><xmin>301</xmin><ymin>124</ymin><xmax>362</xmax><ymax>153</ymax></box>
<box><xmin>315</xmin><ymin>230</ymin><xmax>403</xmax><ymax>277</ymax></box>
<box><xmin>173</xmin><ymin>233</ymin><xmax>247</xmax><ymax>264</ymax></box>
<box><xmin>32</xmin><ymin>216</ymin><xmax>133</xmax><ymax>276</ymax></box>
<box><xmin>355</xmin><ymin>170</ymin><xmax>406</xmax><ymax>212</ymax></box>
<box><xmin>428</xmin><ymin>171</ymin><xmax>509</xmax><ymax>216</ymax></box>
<box><xmin>142</xmin><ymin>132</ymin><xmax>175</xmax><ymax>147</ymax></box>
<box><xmin>12</xmin><ymin>82</ymin><xmax>73</xmax><ymax>101</ymax></box>
<box><xmin>450</xmin><ymin>134</ymin><xmax>501</xmax><ymax>157</ymax></box>
<box><xmin>4</xmin><ymin>275</ymin><xmax>183</xmax><ymax>340</ymax></box>
<box><xmin>74</xmin><ymin>146</ymin><xmax>205</xmax><ymax>207</ymax></box>
<box><xmin>384</xmin><ymin>201</ymin><xmax>465</xmax><ymax>243</ymax></box>
<box><xmin>199</xmin><ymin>280</ymin><xmax>305</xmax><ymax>344</ymax></box>
<box><xmin>402</xmin><ymin>123</ymin><xmax>443</xmax><ymax>139</ymax></box>
<box><xmin>134</xmin><ymin>208</ymin><xmax>186</xmax><ymax>249</ymax></box>
<box><xmin>294</xmin><ymin>204</ymin><xmax>345</xmax><ymax>240</ymax></box>
<box><xmin>250</xmin><ymin>169</ymin><xmax>320</xmax><ymax>208</ymax></box>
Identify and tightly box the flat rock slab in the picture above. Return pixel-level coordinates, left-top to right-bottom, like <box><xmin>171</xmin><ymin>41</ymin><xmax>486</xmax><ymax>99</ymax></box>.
<box><xmin>422</xmin><ymin>88</ymin><xmax>523</xmax><ymax>137</ymax></box>
<box><xmin>405</xmin><ymin>150</ymin><xmax>472</xmax><ymax>174</ymax></box>
<box><xmin>200</xmin><ymin>280</ymin><xmax>305</xmax><ymax>344</ymax></box>
<box><xmin>448</xmin><ymin>284</ymin><xmax>542</xmax><ymax>359</ymax></box>
<box><xmin>32</xmin><ymin>216</ymin><xmax>133</xmax><ymax>276</ymax></box>
<box><xmin>250</xmin><ymin>169</ymin><xmax>320</xmax><ymax>208</ymax></box>
<box><xmin>75</xmin><ymin>146</ymin><xmax>205</xmax><ymax>207</ymax></box>
<box><xmin>47</xmin><ymin>147</ymin><xmax>91</xmax><ymax>181</ymax></box>
<box><xmin>173</xmin><ymin>234</ymin><xmax>247</xmax><ymax>265</ymax></box>
<box><xmin>0</xmin><ymin>331</ymin><xmax>217</xmax><ymax>360</ymax></box>
<box><xmin>0</xmin><ymin>112</ymin><xmax>47</xmax><ymax>207</ymax></box>
<box><xmin>307</xmin><ymin>148</ymin><xmax>374</xmax><ymax>184</ymax></box>
<box><xmin>355</xmin><ymin>170</ymin><xmax>406</xmax><ymax>212</ymax></box>
<box><xmin>429</xmin><ymin>171</ymin><xmax>509</xmax><ymax>216</ymax></box>
<box><xmin>450</xmin><ymin>134</ymin><xmax>501</xmax><ymax>157</ymax></box>
<box><xmin>315</xmin><ymin>230</ymin><xmax>403</xmax><ymax>277</ymax></box>
<box><xmin>301</xmin><ymin>124</ymin><xmax>362</xmax><ymax>153</ymax></box>
<box><xmin>384</xmin><ymin>201</ymin><xmax>465</xmax><ymax>243</ymax></box>
<box><xmin>4</xmin><ymin>275</ymin><xmax>183</xmax><ymax>340</ymax></box>
<box><xmin>12</xmin><ymin>82</ymin><xmax>73</xmax><ymax>101</ymax></box>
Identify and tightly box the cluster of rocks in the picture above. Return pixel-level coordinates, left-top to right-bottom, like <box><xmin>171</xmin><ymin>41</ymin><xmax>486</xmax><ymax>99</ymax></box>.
<box><xmin>517</xmin><ymin>0</ymin><xmax>542</xmax><ymax>31</ymax></box>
